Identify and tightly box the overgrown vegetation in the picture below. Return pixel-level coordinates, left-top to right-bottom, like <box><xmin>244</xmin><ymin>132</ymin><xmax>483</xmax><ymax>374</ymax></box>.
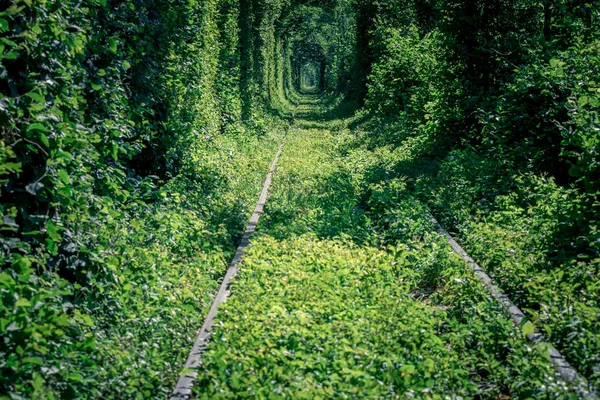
<box><xmin>350</xmin><ymin>0</ymin><xmax>600</xmax><ymax>390</ymax></box>
<box><xmin>1</xmin><ymin>0</ymin><xmax>598</xmax><ymax>397</ymax></box>
<box><xmin>0</xmin><ymin>0</ymin><xmax>283</xmax><ymax>397</ymax></box>
<box><xmin>196</xmin><ymin>122</ymin><xmax>579</xmax><ymax>398</ymax></box>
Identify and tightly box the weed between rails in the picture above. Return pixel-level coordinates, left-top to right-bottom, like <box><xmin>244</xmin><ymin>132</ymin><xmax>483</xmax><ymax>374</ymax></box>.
<box><xmin>193</xmin><ymin>116</ymin><xmax>577</xmax><ymax>399</ymax></box>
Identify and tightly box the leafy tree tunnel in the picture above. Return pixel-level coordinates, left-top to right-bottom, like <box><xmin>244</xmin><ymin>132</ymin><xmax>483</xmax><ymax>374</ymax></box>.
<box><xmin>240</xmin><ymin>0</ymin><xmax>362</xmax><ymax>112</ymax></box>
<box><xmin>1</xmin><ymin>0</ymin><xmax>599</xmax><ymax>397</ymax></box>
<box><xmin>293</xmin><ymin>42</ymin><xmax>326</xmax><ymax>93</ymax></box>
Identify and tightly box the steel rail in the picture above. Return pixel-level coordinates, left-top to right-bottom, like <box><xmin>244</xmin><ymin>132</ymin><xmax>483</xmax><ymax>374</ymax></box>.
<box><xmin>435</xmin><ymin>219</ymin><xmax>597</xmax><ymax>399</ymax></box>
<box><xmin>170</xmin><ymin>141</ymin><xmax>285</xmax><ymax>399</ymax></box>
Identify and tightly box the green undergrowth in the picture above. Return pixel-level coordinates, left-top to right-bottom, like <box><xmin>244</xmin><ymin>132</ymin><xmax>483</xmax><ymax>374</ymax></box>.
<box><xmin>1</xmin><ymin>0</ymin><xmax>293</xmax><ymax>397</ymax></box>
<box><xmin>424</xmin><ymin>153</ymin><xmax>600</xmax><ymax>390</ymax></box>
<box><xmin>194</xmin><ymin>122</ymin><xmax>577</xmax><ymax>398</ymax></box>
<box><xmin>343</xmin><ymin>118</ymin><xmax>600</xmax><ymax>391</ymax></box>
<box><xmin>197</xmin><ymin>235</ymin><xmax>477</xmax><ymax>398</ymax></box>
<box><xmin>83</xmin><ymin>129</ymin><xmax>283</xmax><ymax>397</ymax></box>
<box><xmin>1</xmin><ymin>123</ymin><xmax>282</xmax><ymax>398</ymax></box>
<box><xmin>348</xmin><ymin>2</ymin><xmax>600</xmax><ymax>391</ymax></box>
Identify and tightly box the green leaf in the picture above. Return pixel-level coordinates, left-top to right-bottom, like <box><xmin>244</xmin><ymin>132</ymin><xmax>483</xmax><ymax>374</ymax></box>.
<box><xmin>45</xmin><ymin>239</ymin><xmax>58</xmax><ymax>256</ymax></box>
<box><xmin>22</xmin><ymin>356</ymin><xmax>44</xmax><ymax>366</ymax></box>
<box><xmin>108</xmin><ymin>38</ymin><xmax>118</xmax><ymax>54</ymax></box>
<box><xmin>2</xmin><ymin>162</ymin><xmax>21</xmax><ymax>173</ymax></box>
<box><xmin>0</xmin><ymin>272</ymin><xmax>15</xmax><ymax>288</ymax></box>
<box><xmin>81</xmin><ymin>314</ymin><xmax>94</xmax><ymax>327</ymax></box>
<box><xmin>27</xmin><ymin>123</ymin><xmax>48</xmax><ymax>133</ymax></box>
<box><xmin>522</xmin><ymin>321</ymin><xmax>535</xmax><ymax>337</ymax></box>
<box><xmin>67</xmin><ymin>373</ymin><xmax>84</xmax><ymax>382</ymax></box>
<box><xmin>32</xmin><ymin>372</ymin><xmax>44</xmax><ymax>391</ymax></box>
<box><xmin>0</xmin><ymin>18</ymin><xmax>8</xmax><ymax>32</ymax></box>
<box><xmin>1</xmin><ymin>38</ymin><xmax>17</xmax><ymax>47</ymax></box>
<box><xmin>91</xmin><ymin>82</ymin><xmax>102</xmax><ymax>91</ymax></box>
<box><xmin>56</xmin><ymin>151</ymin><xmax>72</xmax><ymax>161</ymax></box>
<box><xmin>39</xmin><ymin>134</ymin><xmax>49</xmax><ymax>148</ymax></box>
<box><xmin>45</xmin><ymin>220</ymin><xmax>61</xmax><ymax>242</ymax></box>
<box><xmin>58</xmin><ymin>169</ymin><xmax>70</xmax><ymax>185</ymax></box>
<box><xmin>27</xmin><ymin>92</ymin><xmax>45</xmax><ymax>103</ymax></box>
<box><xmin>111</xmin><ymin>142</ymin><xmax>119</xmax><ymax>160</ymax></box>
<box><xmin>4</xmin><ymin>52</ymin><xmax>19</xmax><ymax>60</ymax></box>
<box><xmin>15</xmin><ymin>298</ymin><xmax>31</xmax><ymax>308</ymax></box>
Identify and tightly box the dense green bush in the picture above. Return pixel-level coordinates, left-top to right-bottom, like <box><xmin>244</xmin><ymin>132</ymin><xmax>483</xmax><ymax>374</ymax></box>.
<box><xmin>422</xmin><ymin>158</ymin><xmax>600</xmax><ymax>388</ymax></box>
<box><xmin>0</xmin><ymin>0</ymin><xmax>361</xmax><ymax>395</ymax></box>
<box><xmin>352</xmin><ymin>0</ymin><xmax>600</xmax><ymax>391</ymax></box>
<box><xmin>195</xmin><ymin>125</ymin><xmax>578</xmax><ymax>398</ymax></box>
<box><xmin>0</xmin><ymin>0</ymin><xmax>288</xmax><ymax>397</ymax></box>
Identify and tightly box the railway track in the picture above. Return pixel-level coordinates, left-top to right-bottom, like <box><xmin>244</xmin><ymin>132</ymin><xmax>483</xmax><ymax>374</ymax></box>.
<box><xmin>435</xmin><ymin>221</ymin><xmax>596</xmax><ymax>399</ymax></box>
<box><xmin>171</xmin><ymin>120</ymin><xmax>596</xmax><ymax>399</ymax></box>
<box><xmin>170</xmin><ymin>140</ymin><xmax>285</xmax><ymax>399</ymax></box>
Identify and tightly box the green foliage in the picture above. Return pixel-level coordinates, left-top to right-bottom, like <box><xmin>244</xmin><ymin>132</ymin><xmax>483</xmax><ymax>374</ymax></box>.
<box><xmin>552</xmin><ymin>40</ymin><xmax>600</xmax><ymax>193</ymax></box>
<box><xmin>355</xmin><ymin>0</ymin><xmax>600</xmax><ymax>391</ymax></box>
<box><xmin>2</xmin><ymin>0</ymin><xmax>598</xmax><ymax>396</ymax></box>
<box><xmin>0</xmin><ymin>0</ymin><xmax>283</xmax><ymax>397</ymax></box>
<box><xmin>262</xmin><ymin>126</ymin><xmax>374</xmax><ymax>243</ymax></box>
<box><xmin>366</xmin><ymin>26</ymin><xmax>436</xmax><ymax>120</ymax></box>
<box><xmin>424</xmin><ymin>161</ymin><xmax>600</xmax><ymax>388</ymax></box>
<box><xmin>0</xmin><ymin>0</ymin><xmax>360</xmax><ymax>393</ymax></box>
<box><xmin>197</xmin><ymin>234</ymin><xmax>477</xmax><ymax>398</ymax></box>
<box><xmin>195</xmin><ymin>125</ymin><xmax>577</xmax><ymax>398</ymax></box>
